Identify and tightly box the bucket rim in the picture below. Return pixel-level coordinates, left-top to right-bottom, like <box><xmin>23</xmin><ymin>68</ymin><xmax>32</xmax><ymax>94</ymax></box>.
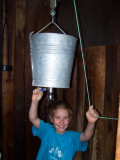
<box><xmin>29</xmin><ymin>32</ymin><xmax>77</xmax><ymax>40</ymax></box>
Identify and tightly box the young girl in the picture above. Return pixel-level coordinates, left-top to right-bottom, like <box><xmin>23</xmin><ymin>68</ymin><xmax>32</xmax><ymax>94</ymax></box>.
<box><xmin>29</xmin><ymin>88</ymin><xmax>99</xmax><ymax>160</ymax></box>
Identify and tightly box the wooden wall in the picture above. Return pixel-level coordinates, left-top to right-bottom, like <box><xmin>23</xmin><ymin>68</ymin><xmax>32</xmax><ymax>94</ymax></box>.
<box><xmin>0</xmin><ymin>0</ymin><xmax>120</xmax><ymax>160</ymax></box>
<box><xmin>0</xmin><ymin>0</ymin><xmax>3</xmax><ymax>158</ymax></box>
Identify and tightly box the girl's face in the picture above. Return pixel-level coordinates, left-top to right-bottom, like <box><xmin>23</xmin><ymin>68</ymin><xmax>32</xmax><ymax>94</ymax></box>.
<box><xmin>50</xmin><ymin>107</ymin><xmax>71</xmax><ymax>134</ymax></box>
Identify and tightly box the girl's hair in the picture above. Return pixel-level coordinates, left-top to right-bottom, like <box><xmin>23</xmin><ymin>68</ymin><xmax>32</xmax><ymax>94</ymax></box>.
<box><xmin>48</xmin><ymin>101</ymin><xmax>73</xmax><ymax>118</ymax></box>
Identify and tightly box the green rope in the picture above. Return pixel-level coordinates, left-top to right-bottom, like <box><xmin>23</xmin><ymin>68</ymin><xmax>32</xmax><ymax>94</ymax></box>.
<box><xmin>73</xmin><ymin>0</ymin><xmax>118</xmax><ymax>121</ymax></box>
<box><xmin>73</xmin><ymin>0</ymin><xmax>91</xmax><ymax>106</ymax></box>
<box><xmin>55</xmin><ymin>0</ymin><xmax>56</xmax><ymax>7</ymax></box>
<box><xmin>98</xmin><ymin>116</ymin><xmax>118</xmax><ymax>120</ymax></box>
<box><xmin>50</xmin><ymin>0</ymin><xmax>57</xmax><ymax>8</ymax></box>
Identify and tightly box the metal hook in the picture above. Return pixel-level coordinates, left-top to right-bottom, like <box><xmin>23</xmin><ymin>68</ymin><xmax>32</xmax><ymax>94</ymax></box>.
<box><xmin>30</xmin><ymin>0</ymin><xmax>66</xmax><ymax>35</ymax></box>
<box><xmin>33</xmin><ymin>21</ymin><xmax>66</xmax><ymax>34</ymax></box>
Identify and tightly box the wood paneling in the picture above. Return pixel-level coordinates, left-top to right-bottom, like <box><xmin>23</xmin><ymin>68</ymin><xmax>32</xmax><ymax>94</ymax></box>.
<box><xmin>76</xmin><ymin>45</ymin><xmax>119</xmax><ymax>160</ymax></box>
<box><xmin>1</xmin><ymin>0</ymin><xmax>15</xmax><ymax>159</ymax></box>
<box><xmin>0</xmin><ymin>0</ymin><xmax>3</xmax><ymax>157</ymax></box>
<box><xmin>0</xmin><ymin>0</ymin><xmax>120</xmax><ymax>160</ymax></box>
<box><xmin>14</xmin><ymin>0</ymin><xmax>26</xmax><ymax>159</ymax></box>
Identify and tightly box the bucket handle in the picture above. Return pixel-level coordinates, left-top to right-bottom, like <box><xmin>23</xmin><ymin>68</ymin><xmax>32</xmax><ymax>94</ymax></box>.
<box><xmin>36</xmin><ymin>21</ymin><xmax>66</xmax><ymax>34</ymax></box>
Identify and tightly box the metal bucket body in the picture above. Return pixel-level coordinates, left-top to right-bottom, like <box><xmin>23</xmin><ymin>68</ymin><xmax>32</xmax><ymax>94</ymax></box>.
<box><xmin>29</xmin><ymin>32</ymin><xmax>77</xmax><ymax>88</ymax></box>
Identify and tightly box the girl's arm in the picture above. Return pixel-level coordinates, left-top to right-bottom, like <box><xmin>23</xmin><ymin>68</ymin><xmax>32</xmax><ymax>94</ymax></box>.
<box><xmin>29</xmin><ymin>88</ymin><xmax>43</xmax><ymax>129</ymax></box>
<box><xmin>80</xmin><ymin>105</ymin><xmax>99</xmax><ymax>142</ymax></box>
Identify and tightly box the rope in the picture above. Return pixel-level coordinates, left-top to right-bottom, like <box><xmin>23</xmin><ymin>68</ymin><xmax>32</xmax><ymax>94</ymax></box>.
<box><xmin>73</xmin><ymin>0</ymin><xmax>118</xmax><ymax>121</ymax></box>
<box><xmin>73</xmin><ymin>0</ymin><xmax>91</xmax><ymax>106</ymax></box>
<box><xmin>98</xmin><ymin>116</ymin><xmax>118</xmax><ymax>120</ymax></box>
<box><xmin>50</xmin><ymin>0</ymin><xmax>57</xmax><ymax>9</ymax></box>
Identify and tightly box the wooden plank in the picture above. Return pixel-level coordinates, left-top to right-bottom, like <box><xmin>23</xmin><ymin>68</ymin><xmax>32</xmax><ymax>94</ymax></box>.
<box><xmin>0</xmin><ymin>0</ymin><xmax>3</xmax><ymax>157</ymax></box>
<box><xmin>103</xmin><ymin>45</ymin><xmax>118</xmax><ymax>160</ymax></box>
<box><xmin>115</xmin><ymin>95</ymin><xmax>120</xmax><ymax>160</ymax></box>
<box><xmin>14</xmin><ymin>0</ymin><xmax>26</xmax><ymax>159</ymax></box>
<box><xmin>95</xmin><ymin>46</ymin><xmax>106</xmax><ymax>160</ymax></box>
<box><xmin>2</xmin><ymin>73</ymin><xmax>14</xmax><ymax>160</ymax></box>
<box><xmin>90</xmin><ymin>46</ymin><xmax>106</xmax><ymax>160</ymax></box>
<box><xmin>1</xmin><ymin>0</ymin><xmax>15</xmax><ymax>159</ymax></box>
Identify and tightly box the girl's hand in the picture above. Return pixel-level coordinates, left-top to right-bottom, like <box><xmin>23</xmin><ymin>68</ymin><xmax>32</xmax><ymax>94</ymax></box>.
<box><xmin>32</xmin><ymin>87</ymin><xmax>43</xmax><ymax>102</ymax></box>
<box><xmin>86</xmin><ymin>105</ymin><xmax>99</xmax><ymax>124</ymax></box>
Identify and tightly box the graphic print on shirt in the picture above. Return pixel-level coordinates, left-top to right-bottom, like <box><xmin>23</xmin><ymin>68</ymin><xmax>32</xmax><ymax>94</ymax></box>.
<box><xmin>49</xmin><ymin>147</ymin><xmax>64</xmax><ymax>159</ymax></box>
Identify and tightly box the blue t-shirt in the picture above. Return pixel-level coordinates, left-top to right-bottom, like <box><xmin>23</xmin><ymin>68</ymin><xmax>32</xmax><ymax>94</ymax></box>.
<box><xmin>32</xmin><ymin>120</ymin><xmax>88</xmax><ymax>160</ymax></box>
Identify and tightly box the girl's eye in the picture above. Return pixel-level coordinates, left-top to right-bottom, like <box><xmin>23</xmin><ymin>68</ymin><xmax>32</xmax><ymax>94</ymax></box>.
<box><xmin>64</xmin><ymin>117</ymin><xmax>69</xmax><ymax>120</ymax></box>
<box><xmin>55</xmin><ymin>116</ymin><xmax>60</xmax><ymax>119</ymax></box>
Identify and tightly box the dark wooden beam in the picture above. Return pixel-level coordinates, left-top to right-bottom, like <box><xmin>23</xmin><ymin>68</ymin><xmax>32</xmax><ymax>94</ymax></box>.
<box><xmin>14</xmin><ymin>0</ymin><xmax>26</xmax><ymax>159</ymax></box>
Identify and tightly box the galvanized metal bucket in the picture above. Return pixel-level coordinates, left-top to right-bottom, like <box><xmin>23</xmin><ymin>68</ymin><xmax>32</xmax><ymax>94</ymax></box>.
<box><xmin>29</xmin><ymin>32</ymin><xmax>77</xmax><ymax>88</ymax></box>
